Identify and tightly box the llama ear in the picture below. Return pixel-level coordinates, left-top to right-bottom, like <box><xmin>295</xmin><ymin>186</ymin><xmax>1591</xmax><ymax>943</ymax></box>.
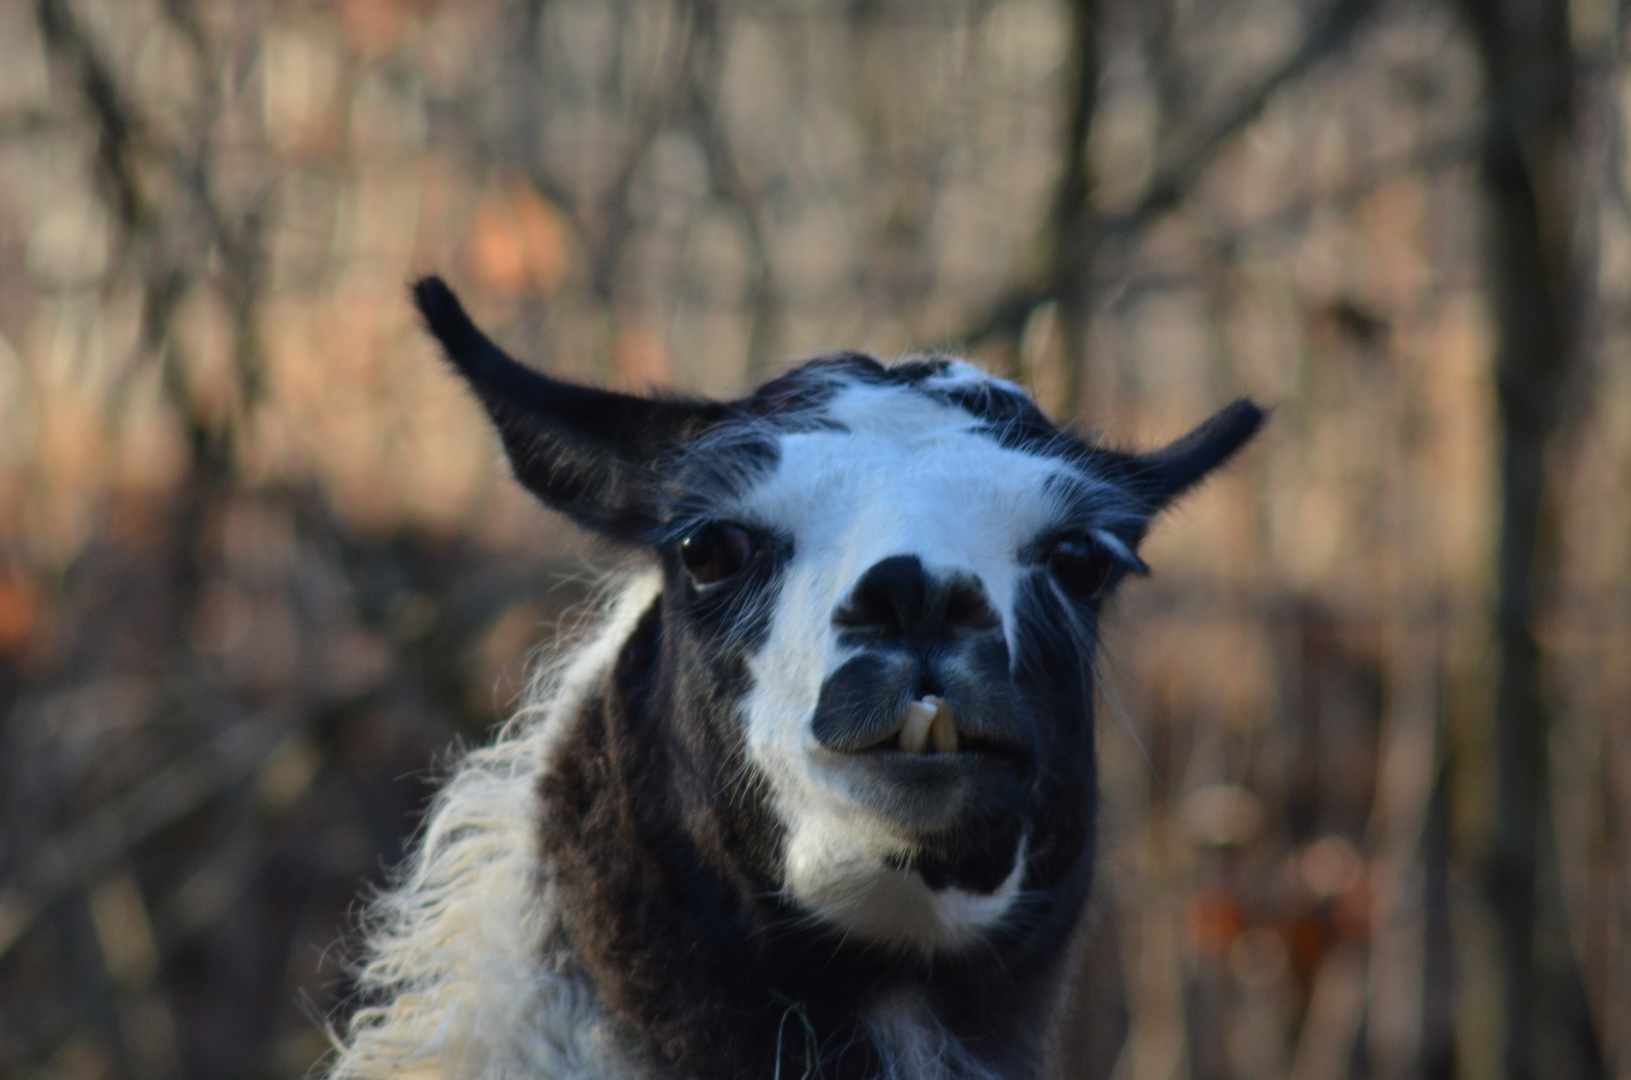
<box><xmin>1124</xmin><ymin>398</ymin><xmax>1266</xmax><ymax>512</ymax></box>
<box><xmin>413</xmin><ymin>277</ymin><xmax>727</xmax><ymax>540</ymax></box>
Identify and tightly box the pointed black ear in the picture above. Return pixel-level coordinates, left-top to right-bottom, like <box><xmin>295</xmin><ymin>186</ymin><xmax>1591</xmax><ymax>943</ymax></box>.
<box><xmin>1124</xmin><ymin>399</ymin><xmax>1266</xmax><ymax>511</ymax></box>
<box><xmin>413</xmin><ymin>277</ymin><xmax>728</xmax><ymax>540</ymax></box>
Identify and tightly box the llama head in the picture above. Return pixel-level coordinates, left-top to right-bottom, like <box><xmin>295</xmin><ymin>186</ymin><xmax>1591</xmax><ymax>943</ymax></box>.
<box><xmin>415</xmin><ymin>277</ymin><xmax>1262</xmax><ymax>956</ymax></box>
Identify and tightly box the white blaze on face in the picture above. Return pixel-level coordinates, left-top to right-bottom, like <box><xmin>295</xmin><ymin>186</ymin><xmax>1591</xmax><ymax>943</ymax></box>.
<box><xmin>732</xmin><ymin>368</ymin><xmax>1086</xmax><ymax>952</ymax></box>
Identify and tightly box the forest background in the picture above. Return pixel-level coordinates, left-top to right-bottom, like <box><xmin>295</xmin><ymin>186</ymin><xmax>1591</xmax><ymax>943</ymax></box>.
<box><xmin>0</xmin><ymin>1</ymin><xmax>1625</xmax><ymax>1079</ymax></box>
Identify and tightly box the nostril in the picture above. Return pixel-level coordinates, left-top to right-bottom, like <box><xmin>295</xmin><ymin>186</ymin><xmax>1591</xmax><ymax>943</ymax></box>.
<box><xmin>833</xmin><ymin>555</ymin><xmax>1000</xmax><ymax>640</ymax></box>
<box><xmin>835</xmin><ymin>584</ymin><xmax>909</xmax><ymax>635</ymax></box>
<box><xmin>833</xmin><ymin>555</ymin><xmax>926</xmax><ymax>635</ymax></box>
<box><xmin>942</xmin><ymin>587</ymin><xmax>1001</xmax><ymax>632</ymax></box>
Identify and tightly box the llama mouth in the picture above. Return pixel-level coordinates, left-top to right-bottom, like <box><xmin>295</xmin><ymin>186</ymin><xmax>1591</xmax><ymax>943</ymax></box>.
<box><xmin>809</xmin><ymin>655</ymin><xmax>1029</xmax><ymax>761</ymax></box>
<box><xmin>828</xmin><ymin>693</ymin><xmax>1035</xmax><ymax>835</ymax></box>
<box><xmin>853</xmin><ymin>697</ymin><xmax>1023</xmax><ymax>760</ymax></box>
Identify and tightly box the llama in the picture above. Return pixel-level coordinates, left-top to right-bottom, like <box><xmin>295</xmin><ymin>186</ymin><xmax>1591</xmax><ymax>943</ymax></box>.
<box><xmin>328</xmin><ymin>277</ymin><xmax>1263</xmax><ymax>1080</ymax></box>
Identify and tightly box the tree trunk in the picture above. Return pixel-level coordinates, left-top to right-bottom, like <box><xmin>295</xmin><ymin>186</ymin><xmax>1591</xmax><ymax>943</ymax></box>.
<box><xmin>1452</xmin><ymin>1</ymin><xmax>1600</xmax><ymax>1077</ymax></box>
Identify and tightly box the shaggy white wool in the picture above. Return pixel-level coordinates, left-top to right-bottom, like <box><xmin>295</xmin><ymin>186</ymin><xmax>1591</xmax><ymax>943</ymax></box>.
<box><xmin>325</xmin><ymin>573</ymin><xmax>662</xmax><ymax>1080</ymax></box>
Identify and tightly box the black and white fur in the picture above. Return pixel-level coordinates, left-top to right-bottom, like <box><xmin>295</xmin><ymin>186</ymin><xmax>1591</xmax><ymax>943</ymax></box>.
<box><xmin>328</xmin><ymin>278</ymin><xmax>1263</xmax><ymax>1080</ymax></box>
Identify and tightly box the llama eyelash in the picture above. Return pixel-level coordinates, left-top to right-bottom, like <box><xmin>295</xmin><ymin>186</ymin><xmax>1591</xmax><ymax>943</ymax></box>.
<box><xmin>1088</xmin><ymin>528</ymin><xmax>1151</xmax><ymax>575</ymax></box>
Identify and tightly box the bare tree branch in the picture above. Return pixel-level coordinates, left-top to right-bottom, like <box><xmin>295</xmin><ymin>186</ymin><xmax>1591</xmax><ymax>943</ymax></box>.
<box><xmin>1107</xmin><ymin>52</ymin><xmax>1602</xmax><ymax>304</ymax></box>
<box><xmin>35</xmin><ymin>0</ymin><xmax>148</xmax><ymax>231</ymax></box>
<box><xmin>1110</xmin><ymin>0</ymin><xmax>1374</xmax><ymax>235</ymax></box>
<box><xmin>959</xmin><ymin>0</ymin><xmax>1378</xmax><ymax>355</ymax></box>
<box><xmin>678</xmin><ymin>0</ymin><xmax>783</xmax><ymax>381</ymax></box>
<box><xmin>0</xmin><ymin>718</ymin><xmax>284</xmax><ymax>961</ymax></box>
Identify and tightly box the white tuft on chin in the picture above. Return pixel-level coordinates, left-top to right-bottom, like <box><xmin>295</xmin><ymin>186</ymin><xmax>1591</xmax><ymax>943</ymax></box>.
<box><xmin>782</xmin><ymin>825</ymin><xmax>1028</xmax><ymax>953</ymax></box>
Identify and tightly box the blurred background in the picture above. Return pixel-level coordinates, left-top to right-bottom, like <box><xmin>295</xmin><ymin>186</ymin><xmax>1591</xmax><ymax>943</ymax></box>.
<box><xmin>0</xmin><ymin>0</ymin><xmax>1624</xmax><ymax>1078</ymax></box>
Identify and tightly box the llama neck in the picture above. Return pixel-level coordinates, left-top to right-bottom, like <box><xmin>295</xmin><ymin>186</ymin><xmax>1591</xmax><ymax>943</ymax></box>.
<box><xmin>534</xmin><ymin>604</ymin><xmax>1080</xmax><ymax>1080</ymax></box>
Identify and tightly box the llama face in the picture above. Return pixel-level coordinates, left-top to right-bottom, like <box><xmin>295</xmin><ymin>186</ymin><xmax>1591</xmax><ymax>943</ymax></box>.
<box><xmin>720</xmin><ymin>370</ymin><xmax>1129</xmax><ymax>951</ymax></box>
<box><xmin>412</xmin><ymin>278</ymin><xmax>1263</xmax><ymax>957</ymax></box>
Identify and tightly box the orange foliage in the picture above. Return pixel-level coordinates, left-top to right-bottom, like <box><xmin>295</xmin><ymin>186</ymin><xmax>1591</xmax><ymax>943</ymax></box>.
<box><xmin>465</xmin><ymin>180</ymin><xmax>572</xmax><ymax>298</ymax></box>
<box><xmin>341</xmin><ymin>0</ymin><xmax>430</xmax><ymax>57</ymax></box>
<box><xmin>0</xmin><ymin>576</ymin><xmax>38</xmax><ymax>655</ymax></box>
<box><xmin>1187</xmin><ymin>886</ymin><xmax>1247</xmax><ymax>958</ymax></box>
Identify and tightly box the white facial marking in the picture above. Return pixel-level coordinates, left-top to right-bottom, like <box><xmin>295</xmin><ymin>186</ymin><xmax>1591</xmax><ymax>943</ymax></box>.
<box><xmin>732</xmin><ymin>369</ymin><xmax>1101</xmax><ymax>951</ymax></box>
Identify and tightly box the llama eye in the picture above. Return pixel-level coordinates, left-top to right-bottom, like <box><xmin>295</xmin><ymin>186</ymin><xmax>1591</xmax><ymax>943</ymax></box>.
<box><xmin>1047</xmin><ymin>535</ymin><xmax>1113</xmax><ymax>598</ymax></box>
<box><xmin>679</xmin><ymin>523</ymin><xmax>756</xmax><ymax>585</ymax></box>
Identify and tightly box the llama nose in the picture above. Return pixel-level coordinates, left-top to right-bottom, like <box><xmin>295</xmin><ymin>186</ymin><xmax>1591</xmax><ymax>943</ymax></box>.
<box><xmin>833</xmin><ymin>555</ymin><xmax>1000</xmax><ymax>641</ymax></box>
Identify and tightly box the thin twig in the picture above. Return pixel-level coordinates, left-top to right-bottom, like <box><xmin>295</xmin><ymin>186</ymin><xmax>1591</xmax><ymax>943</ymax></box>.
<box><xmin>35</xmin><ymin>0</ymin><xmax>147</xmax><ymax>231</ymax></box>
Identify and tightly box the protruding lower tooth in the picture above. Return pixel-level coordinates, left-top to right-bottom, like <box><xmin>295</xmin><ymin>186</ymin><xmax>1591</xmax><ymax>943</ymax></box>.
<box><xmin>925</xmin><ymin>695</ymin><xmax>958</xmax><ymax>753</ymax></box>
<box><xmin>899</xmin><ymin>699</ymin><xmax>936</xmax><ymax>754</ymax></box>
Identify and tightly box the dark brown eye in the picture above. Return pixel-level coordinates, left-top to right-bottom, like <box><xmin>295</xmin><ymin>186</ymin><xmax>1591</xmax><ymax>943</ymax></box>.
<box><xmin>1048</xmin><ymin>535</ymin><xmax>1113</xmax><ymax>598</ymax></box>
<box><xmin>679</xmin><ymin>523</ymin><xmax>756</xmax><ymax>585</ymax></box>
